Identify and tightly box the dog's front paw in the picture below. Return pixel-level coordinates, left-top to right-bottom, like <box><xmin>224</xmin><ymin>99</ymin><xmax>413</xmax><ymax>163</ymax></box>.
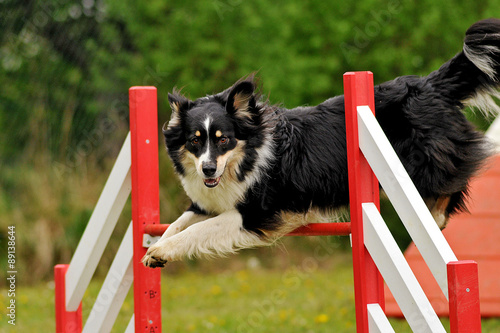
<box><xmin>142</xmin><ymin>243</ymin><xmax>170</xmax><ymax>268</ymax></box>
<box><xmin>142</xmin><ymin>252</ymin><xmax>167</xmax><ymax>268</ymax></box>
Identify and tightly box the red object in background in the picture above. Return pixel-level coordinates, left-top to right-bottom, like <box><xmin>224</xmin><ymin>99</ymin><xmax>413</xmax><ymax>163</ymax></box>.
<box><xmin>385</xmin><ymin>155</ymin><xmax>500</xmax><ymax>318</ymax></box>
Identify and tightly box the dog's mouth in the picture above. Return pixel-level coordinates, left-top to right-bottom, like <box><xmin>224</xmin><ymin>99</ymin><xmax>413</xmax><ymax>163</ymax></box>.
<box><xmin>203</xmin><ymin>177</ymin><xmax>221</xmax><ymax>188</ymax></box>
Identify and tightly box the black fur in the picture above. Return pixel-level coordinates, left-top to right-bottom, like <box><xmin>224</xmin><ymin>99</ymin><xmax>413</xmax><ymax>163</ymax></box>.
<box><xmin>165</xmin><ymin>19</ymin><xmax>500</xmax><ymax>237</ymax></box>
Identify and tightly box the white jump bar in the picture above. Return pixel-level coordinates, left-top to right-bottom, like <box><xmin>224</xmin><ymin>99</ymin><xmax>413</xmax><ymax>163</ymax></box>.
<box><xmin>66</xmin><ymin>133</ymin><xmax>132</xmax><ymax>311</ymax></box>
<box><xmin>363</xmin><ymin>203</ymin><xmax>446</xmax><ymax>333</ymax></box>
<box><xmin>357</xmin><ymin>106</ymin><xmax>456</xmax><ymax>298</ymax></box>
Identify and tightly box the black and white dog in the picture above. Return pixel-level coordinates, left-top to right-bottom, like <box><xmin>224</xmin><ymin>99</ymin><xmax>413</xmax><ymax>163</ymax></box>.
<box><xmin>143</xmin><ymin>19</ymin><xmax>500</xmax><ymax>268</ymax></box>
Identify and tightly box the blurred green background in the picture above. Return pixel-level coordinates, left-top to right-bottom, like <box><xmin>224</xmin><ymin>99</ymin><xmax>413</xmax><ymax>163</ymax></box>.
<box><xmin>0</xmin><ymin>0</ymin><xmax>499</xmax><ymax>287</ymax></box>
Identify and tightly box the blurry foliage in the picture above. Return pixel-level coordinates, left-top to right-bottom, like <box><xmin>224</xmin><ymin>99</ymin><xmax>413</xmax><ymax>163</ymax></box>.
<box><xmin>0</xmin><ymin>0</ymin><xmax>498</xmax><ymax>284</ymax></box>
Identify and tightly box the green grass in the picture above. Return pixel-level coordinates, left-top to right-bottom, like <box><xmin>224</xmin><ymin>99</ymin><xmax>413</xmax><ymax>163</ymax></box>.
<box><xmin>2</xmin><ymin>250</ymin><xmax>500</xmax><ymax>332</ymax></box>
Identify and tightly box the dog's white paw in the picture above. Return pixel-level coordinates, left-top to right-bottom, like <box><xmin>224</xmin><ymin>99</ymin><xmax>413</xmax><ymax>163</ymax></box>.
<box><xmin>142</xmin><ymin>240</ymin><xmax>178</xmax><ymax>268</ymax></box>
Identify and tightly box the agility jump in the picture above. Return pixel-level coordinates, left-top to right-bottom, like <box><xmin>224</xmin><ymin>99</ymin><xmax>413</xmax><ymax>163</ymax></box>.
<box><xmin>54</xmin><ymin>70</ymin><xmax>483</xmax><ymax>332</ymax></box>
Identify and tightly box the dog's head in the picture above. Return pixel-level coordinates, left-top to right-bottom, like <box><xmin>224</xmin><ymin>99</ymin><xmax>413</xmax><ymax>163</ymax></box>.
<box><xmin>164</xmin><ymin>77</ymin><xmax>270</xmax><ymax>189</ymax></box>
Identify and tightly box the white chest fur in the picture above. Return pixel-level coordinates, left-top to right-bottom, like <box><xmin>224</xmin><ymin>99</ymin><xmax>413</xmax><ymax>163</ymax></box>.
<box><xmin>181</xmin><ymin>172</ymin><xmax>249</xmax><ymax>214</ymax></box>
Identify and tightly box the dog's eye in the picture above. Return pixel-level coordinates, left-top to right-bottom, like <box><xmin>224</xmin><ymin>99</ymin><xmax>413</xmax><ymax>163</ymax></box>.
<box><xmin>219</xmin><ymin>137</ymin><xmax>229</xmax><ymax>144</ymax></box>
<box><xmin>191</xmin><ymin>137</ymin><xmax>200</xmax><ymax>145</ymax></box>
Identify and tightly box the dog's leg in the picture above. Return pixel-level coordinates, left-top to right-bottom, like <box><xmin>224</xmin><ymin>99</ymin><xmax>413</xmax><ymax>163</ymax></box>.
<box><xmin>425</xmin><ymin>196</ymin><xmax>451</xmax><ymax>229</ymax></box>
<box><xmin>142</xmin><ymin>209</ymin><xmax>269</xmax><ymax>267</ymax></box>
<box><xmin>160</xmin><ymin>211</ymin><xmax>209</xmax><ymax>240</ymax></box>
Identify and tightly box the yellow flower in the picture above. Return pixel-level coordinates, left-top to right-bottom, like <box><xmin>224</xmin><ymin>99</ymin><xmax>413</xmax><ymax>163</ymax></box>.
<box><xmin>210</xmin><ymin>285</ymin><xmax>222</xmax><ymax>296</ymax></box>
<box><xmin>314</xmin><ymin>313</ymin><xmax>329</xmax><ymax>324</ymax></box>
<box><xmin>279</xmin><ymin>309</ymin><xmax>289</xmax><ymax>322</ymax></box>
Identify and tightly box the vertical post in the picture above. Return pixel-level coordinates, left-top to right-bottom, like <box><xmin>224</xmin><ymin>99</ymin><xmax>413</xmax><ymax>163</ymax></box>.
<box><xmin>129</xmin><ymin>87</ymin><xmax>162</xmax><ymax>333</ymax></box>
<box><xmin>55</xmin><ymin>264</ymin><xmax>82</xmax><ymax>333</ymax></box>
<box><xmin>344</xmin><ymin>71</ymin><xmax>384</xmax><ymax>333</ymax></box>
<box><xmin>448</xmin><ymin>260</ymin><xmax>481</xmax><ymax>333</ymax></box>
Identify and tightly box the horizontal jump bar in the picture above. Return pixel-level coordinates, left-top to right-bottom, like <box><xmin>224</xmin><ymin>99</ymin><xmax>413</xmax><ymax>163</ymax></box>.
<box><xmin>143</xmin><ymin>222</ymin><xmax>351</xmax><ymax>237</ymax></box>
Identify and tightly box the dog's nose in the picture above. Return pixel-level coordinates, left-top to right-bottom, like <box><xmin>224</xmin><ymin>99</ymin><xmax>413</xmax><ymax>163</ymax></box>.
<box><xmin>202</xmin><ymin>162</ymin><xmax>217</xmax><ymax>177</ymax></box>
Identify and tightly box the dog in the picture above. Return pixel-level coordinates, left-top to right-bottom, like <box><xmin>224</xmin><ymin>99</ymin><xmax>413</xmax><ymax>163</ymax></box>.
<box><xmin>143</xmin><ymin>19</ymin><xmax>500</xmax><ymax>268</ymax></box>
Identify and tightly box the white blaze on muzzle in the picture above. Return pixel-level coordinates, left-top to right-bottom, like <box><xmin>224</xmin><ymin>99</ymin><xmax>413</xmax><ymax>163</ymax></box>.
<box><xmin>197</xmin><ymin>141</ymin><xmax>220</xmax><ymax>187</ymax></box>
<box><xmin>195</xmin><ymin>116</ymin><xmax>221</xmax><ymax>187</ymax></box>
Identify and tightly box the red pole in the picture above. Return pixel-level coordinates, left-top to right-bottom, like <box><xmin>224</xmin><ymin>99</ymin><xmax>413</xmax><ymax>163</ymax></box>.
<box><xmin>286</xmin><ymin>223</ymin><xmax>350</xmax><ymax>236</ymax></box>
<box><xmin>54</xmin><ymin>264</ymin><xmax>82</xmax><ymax>333</ymax></box>
<box><xmin>344</xmin><ymin>71</ymin><xmax>384</xmax><ymax>333</ymax></box>
<box><xmin>143</xmin><ymin>222</ymin><xmax>352</xmax><ymax>237</ymax></box>
<box><xmin>129</xmin><ymin>87</ymin><xmax>162</xmax><ymax>333</ymax></box>
<box><xmin>448</xmin><ymin>260</ymin><xmax>481</xmax><ymax>333</ymax></box>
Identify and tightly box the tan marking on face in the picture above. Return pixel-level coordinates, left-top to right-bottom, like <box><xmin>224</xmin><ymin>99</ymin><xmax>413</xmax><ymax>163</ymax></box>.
<box><xmin>195</xmin><ymin>130</ymin><xmax>201</xmax><ymax>137</ymax></box>
<box><xmin>181</xmin><ymin>139</ymin><xmax>244</xmax><ymax>181</ymax></box>
<box><xmin>179</xmin><ymin>146</ymin><xmax>198</xmax><ymax>174</ymax></box>
<box><xmin>223</xmin><ymin>140</ymin><xmax>246</xmax><ymax>181</ymax></box>
<box><xmin>215</xmin><ymin>130</ymin><xmax>222</xmax><ymax>138</ymax></box>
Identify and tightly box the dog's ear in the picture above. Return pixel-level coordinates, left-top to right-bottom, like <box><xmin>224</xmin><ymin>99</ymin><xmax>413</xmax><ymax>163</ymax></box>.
<box><xmin>226</xmin><ymin>80</ymin><xmax>257</xmax><ymax>118</ymax></box>
<box><xmin>168</xmin><ymin>90</ymin><xmax>192</xmax><ymax>115</ymax></box>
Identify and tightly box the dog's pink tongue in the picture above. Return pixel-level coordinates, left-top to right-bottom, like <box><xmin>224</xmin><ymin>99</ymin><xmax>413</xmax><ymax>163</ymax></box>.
<box><xmin>203</xmin><ymin>177</ymin><xmax>220</xmax><ymax>188</ymax></box>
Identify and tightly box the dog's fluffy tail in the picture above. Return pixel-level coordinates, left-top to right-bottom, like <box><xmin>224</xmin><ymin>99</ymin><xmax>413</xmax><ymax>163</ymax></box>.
<box><xmin>464</xmin><ymin>18</ymin><xmax>500</xmax><ymax>83</ymax></box>
<box><xmin>429</xmin><ymin>18</ymin><xmax>500</xmax><ymax>116</ymax></box>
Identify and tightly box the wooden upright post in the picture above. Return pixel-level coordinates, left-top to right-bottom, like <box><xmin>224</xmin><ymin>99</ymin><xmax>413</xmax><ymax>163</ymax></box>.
<box><xmin>448</xmin><ymin>260</ymin><xmax>481</xmax><ymax>333</ymax></box>
<box><xmin>129</xmin><ymin>87</ymin><xmax>162</xmax><ymax>333</ymax></box>
<box><xmin>344</xmin><ymin>71</ymin><xmax>384</xmax><ymax>333</ymax></box>
<box><xmin>54</xmin><ymin>264</ymin><xmax>82</xmax><ymax>333</ymax></box>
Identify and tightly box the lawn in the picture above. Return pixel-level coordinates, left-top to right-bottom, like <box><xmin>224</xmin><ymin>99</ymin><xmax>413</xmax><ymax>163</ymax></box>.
<box><xmin>2</xmin><ymin>250</ymin><xmax>500</xmax><ymax>332</ymax></box>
